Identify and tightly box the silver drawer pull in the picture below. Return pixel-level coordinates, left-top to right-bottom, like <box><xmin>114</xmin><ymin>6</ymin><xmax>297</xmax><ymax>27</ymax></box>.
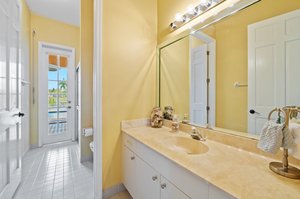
<box><xmin>131</xmin><ymin>156</ymin><xmax>135</xmax><ymax>160</ymax></box>
<box><xmin>152</xmin><ymin>176</ymin><xmax>158</xmax><ymax>181</ymax></box>
<box><xmin>161</xmin><ymin>183</ymin><xmax>166</xmax><ymax>189</ymax></box>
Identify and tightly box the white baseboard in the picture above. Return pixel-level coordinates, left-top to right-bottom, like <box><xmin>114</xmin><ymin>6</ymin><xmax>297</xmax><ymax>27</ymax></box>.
<box><xmin>102</xmin><ymin>183</ymin><xmax>126</xmax><ymax>199</ymax></box>
<box><xmin>30</xmin><ymin>144</ymin><xmax>39</xmax><ymax>149</ymax></box>
<box><xmin>81</xmin><ymin>154</ymin><xmax>93</xmax><ymax>163</ymax></box>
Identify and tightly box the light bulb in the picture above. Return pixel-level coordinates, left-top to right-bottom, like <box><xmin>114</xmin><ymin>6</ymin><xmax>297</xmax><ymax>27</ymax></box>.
<box><xmin>187</xmin><ymin>5</ymin><xmax>196</xmax><ymax>15</ymax></box>
<box><xmin>200</xmin><ymin>0</ymin><xmax>208</xmax><ymax>6</ymax></box>
<box><xmin>170</xmin><ymin>22</ymin><xmax>177</xmax><ymax>30</ymax></box>
<box><xmin>175</xmin><ymin>13</ymin><xmax>185</xmax><ymax>22</ymax></box>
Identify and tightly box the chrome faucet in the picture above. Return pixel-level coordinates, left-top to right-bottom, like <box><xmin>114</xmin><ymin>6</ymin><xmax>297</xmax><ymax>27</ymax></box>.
<box><xmin>190</xmin><ymin>127</ymin><xmax>206</xmax><ymax>141</ymax></box>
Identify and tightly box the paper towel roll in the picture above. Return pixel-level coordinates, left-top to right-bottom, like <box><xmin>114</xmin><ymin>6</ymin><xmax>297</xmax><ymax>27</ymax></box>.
<box><xmin>83</xmin><ymin>128</ymin><xmax>93</xmax><ymax>137</ymax></box>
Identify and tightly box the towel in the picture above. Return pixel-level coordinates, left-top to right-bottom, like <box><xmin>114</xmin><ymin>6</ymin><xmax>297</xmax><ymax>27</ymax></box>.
<box><xmin>281</xmin><ymin>127</ymin><xmax>295</xmax><ymax>149</ymax></box>
<box><xmin>289</xmin><ymin>123</ymin><xmax>300</xmax><ymax>159</ymax></box>
<box><xmin>258</xmin><ymin>121</ymin><xmax>284</xmax><ymax>154</ymax></box>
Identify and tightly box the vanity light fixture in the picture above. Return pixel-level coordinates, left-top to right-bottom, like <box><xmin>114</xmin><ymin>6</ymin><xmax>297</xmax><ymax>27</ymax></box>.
<box><xmin>170</xmin><ymin>0</ymin><xmax>225</xmax><ymax>31</ymax></box>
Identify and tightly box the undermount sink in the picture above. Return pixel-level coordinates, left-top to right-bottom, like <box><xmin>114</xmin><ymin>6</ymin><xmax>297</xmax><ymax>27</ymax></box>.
<box><xmin>164</xmin><ymin>137</ymin><xmax>209</xmax><ymax>155</ymax></box>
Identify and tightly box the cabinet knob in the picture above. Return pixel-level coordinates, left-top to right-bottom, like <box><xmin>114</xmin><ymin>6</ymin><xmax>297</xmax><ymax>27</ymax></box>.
<box><xmin>130</xmin><ymin>156</ymin><xmax>135</xmax><ymax>160</ymax></box>
<box><xmin>152</xmin><ymin>176</ymin><xmax>158</xmax><ymax>181</ymax></box>
<box><xmin>161</xmin><ymin>183</ymin><xmax>166</xmax><ymax>189</ymax></box>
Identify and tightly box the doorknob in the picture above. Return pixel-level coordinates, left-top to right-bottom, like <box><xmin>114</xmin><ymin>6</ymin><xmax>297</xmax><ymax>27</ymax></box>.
<box><xmin>249</xmin><ymin>109</ymin><xmax>260</xmax><ymax>114</ymax></box>
<box><xmin>14</xmin><ymin>112</ymin><xmax>25</xmax><ymax>117</ymax></box>
<box><xmin>67</xmin><ymin>106</ymin><xmax>72</xmax><ymax>109</ymax></box>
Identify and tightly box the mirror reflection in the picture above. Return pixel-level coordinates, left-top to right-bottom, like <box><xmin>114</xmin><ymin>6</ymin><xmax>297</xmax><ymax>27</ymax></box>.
<box><xmin>159</xmin><ymin>0</ymin><xmax>300</xmax><ymax>136</ymax></box>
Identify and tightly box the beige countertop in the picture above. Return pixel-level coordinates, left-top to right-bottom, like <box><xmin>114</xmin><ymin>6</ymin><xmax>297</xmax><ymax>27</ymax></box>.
<box><xmin>122</xmin><ymin>124</ymin><xmax>300</xmax><ymax>199</ymax></box>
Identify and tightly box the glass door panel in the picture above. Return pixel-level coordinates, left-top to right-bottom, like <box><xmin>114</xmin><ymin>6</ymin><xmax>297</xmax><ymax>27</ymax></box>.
<box><xmin>47</xmin><ymin>55</ymin><xmax>69</xmax><ymax>136</ymax></box>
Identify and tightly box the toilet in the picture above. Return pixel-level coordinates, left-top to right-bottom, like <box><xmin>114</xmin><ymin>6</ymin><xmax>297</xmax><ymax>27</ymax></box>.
<box><xmin>90</xmin><ymin>141</ymin><xmax>94</xmax><ymax>152</ymax></box>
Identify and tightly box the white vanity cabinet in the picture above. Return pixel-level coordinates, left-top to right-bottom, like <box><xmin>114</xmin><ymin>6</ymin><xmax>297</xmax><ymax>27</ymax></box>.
<box><xmin>122</xmin><ymin>133</ymin><xmax>235</xmax><ymax>199</ymax></box>
<box><xmin>123</xmin><ymin>145</ymin><xmax>186</xmax><ymax>199</ymax></box>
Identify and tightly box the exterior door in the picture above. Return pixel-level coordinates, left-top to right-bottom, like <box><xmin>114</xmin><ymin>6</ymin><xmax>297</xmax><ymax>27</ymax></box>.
<box><xmin>248</xmin><ymin>9</ymin><xmax>300</xmax><ymax>135</ymax></box>
<box><xmin>190</xmin><ymin>45</ymin><xmax>207</xmax><ymax>126</ymax></box>
<box><xmin>0</xmin><ymin>0</ymin><xmax>23</xmax><ymax>198</ymax></box>
<box><xmin>38</xmin><ymin>43</ymin><xmax>75</xmax><ymax>145</ymax></box>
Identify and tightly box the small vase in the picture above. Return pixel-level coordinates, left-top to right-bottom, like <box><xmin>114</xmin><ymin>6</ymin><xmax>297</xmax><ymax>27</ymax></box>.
<box><xmin>150</xmin><ymin>107</ymin><xmax>163</xmax><ymax>128</ymax></box>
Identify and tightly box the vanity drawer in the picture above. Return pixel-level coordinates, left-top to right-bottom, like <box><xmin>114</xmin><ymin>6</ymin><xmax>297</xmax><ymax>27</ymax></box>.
<box><xmin>123</xmin><ymin>133</ymin><xmax>137</xmax><ymax>151</ymax></box>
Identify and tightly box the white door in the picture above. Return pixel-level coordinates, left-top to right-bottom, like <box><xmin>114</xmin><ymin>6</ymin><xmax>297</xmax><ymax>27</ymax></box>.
<box><xmin>38</xmin><ymin>43</ymin><xmax>75</xmax><ymax>145</ymax></box>
<box><xmin>160</xmin><ymin>176</ymin><xmax>190</xmax><ymax>199</ymax></box>
<box><xmin>190</xmin><ymin>45</ymin><xmax>207</xmax><ymax>126</ymax></box>
<box><xmin>0</xmin><ymin>0</ymin><xmax>23</xmax><ymax>198</ymax></box>
<box><xmin>248</xmin><ymin>9</ymin><xmax>300</xmax><ymax>135</ymax></box>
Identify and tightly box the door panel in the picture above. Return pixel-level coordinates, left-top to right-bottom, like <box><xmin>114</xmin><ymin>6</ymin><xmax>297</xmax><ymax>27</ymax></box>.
<box><xmin>286</xmin><ymin>39</ymin><xmax>300</xmax><ymax>106</ymax></box>
<box><xmin>190</xmin><ymin>45</ymin><xmax>207</xmax><ymax>126</ymax></box>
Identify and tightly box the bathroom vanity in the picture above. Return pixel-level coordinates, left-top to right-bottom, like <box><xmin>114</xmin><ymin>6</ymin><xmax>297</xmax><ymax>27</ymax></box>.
<box><xmin>121</xmin><ymin>120</ymin><xmax>300</xmax><ymax>199</ymax></box>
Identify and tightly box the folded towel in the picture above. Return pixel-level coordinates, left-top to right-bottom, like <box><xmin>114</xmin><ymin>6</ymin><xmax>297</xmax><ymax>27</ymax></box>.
<box><xmin>258</xmin><ymin>121</ymin><xmax>284</xmax><ymax>154</ymax></box>
<box><xmin>281</xmin><ymin>127</ymin><xmax>295</xmax><ymax>149</ymax></box>
<box><xmin>289</xmin><ymin>123</ymin><xmax>300</xmax><ymax>159</ymax></box>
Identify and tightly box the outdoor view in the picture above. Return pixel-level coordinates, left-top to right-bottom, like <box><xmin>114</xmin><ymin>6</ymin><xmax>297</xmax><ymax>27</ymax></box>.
<box><xmin>48</xmin><ymin>66</ymin><xmax>68</xmax><ymax>135</ymax></box>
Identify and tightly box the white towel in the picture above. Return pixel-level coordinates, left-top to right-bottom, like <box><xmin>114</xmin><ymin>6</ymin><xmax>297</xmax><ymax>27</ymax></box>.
<box><xmin>289</xmin><ymin>123</ymin><xmax>300</xmax><ymax>159</ymax></box>
<box><xmin>258</xmin><ymin>121</ymin><xmax>284</xmax><ymax>154</ymax></box>
<box><xmin>281</xmin><ymin>127</ymin><xmax>295</xmax><ymax>149</ymax></box>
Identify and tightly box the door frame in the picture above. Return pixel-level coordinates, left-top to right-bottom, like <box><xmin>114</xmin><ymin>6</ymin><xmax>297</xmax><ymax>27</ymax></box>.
<box><xmin>93</xmin><ymin>0</ymin><xmax>103</xmax><ymax>198</ymax></box>
<box><xmin>75</xmin><ymin>63</ymin><xmax>80</xmax><ymax>142</ymax></box>
<box><xmin>38</xmin><ymin>41</ymin><xmax>76</xmax><ymax>147</ymax></box>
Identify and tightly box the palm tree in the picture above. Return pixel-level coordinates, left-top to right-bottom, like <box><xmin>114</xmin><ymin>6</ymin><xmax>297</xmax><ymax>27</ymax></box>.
<box><xmin>59</xmin><ymin>80</ymin><xmax>67</xmax><ymax>91</ymax></box>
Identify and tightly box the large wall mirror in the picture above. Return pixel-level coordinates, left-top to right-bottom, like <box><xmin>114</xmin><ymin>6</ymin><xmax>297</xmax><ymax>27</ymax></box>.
<box><xmin>159</xmin><ymin>0</ymin><xmax>300</xmax><ymax>138</ymax></box>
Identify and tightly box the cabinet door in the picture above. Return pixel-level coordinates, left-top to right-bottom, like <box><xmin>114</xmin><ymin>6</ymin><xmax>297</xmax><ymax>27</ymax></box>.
<box><xmin>123</xmin><ymin>146</ymin><xmax>136</xmax><ymax>198</ymax></box>
<box><xmin>136</xmin><ymin>157</ymin><xmax>160</xmax><ymax>199</ymax></box>
<box><xmin>160</xmin><ymin>176</ymin><xmax>191</xmax><ymax>199</ymax></box>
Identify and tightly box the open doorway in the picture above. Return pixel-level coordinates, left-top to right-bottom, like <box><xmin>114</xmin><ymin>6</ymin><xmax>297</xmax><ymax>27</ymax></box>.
<box><xmin>12</xmin><ymin>0</ymin><xmax>98</xmax><ymax>198</ymax></box>
<box><xmin>38</xmin><ymin>43</ymin><xmax>76</xmax><ymax>145</ymax></box>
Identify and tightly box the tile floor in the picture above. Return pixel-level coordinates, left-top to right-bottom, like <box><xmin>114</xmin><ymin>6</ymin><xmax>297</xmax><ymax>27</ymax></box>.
<box><xmin>13</xmin><ymin>142</ymin><xmax>93</xmax><ymax>199</ymax></box>
<box><xmin>107</xmin><ymin>191</ymin><xmax>132</xmax><ymax>199</ymax></box>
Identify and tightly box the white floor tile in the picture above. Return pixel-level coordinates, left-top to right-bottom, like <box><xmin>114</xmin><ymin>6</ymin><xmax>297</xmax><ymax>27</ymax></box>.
<box><xmin>14</xmin><ymin>142</ymin><xmax>94</xmax><ymax>199</ymax></box>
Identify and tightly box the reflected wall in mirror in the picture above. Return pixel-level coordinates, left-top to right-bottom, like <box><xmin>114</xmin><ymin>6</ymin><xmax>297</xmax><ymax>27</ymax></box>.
<box><xmin>159</xmin><ymin>0</ymin><xmax>300</xmax><ymax>137</ymax></box>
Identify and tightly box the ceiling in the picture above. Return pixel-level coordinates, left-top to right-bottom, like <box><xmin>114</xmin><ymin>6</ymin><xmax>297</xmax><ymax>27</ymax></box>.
<box><xmin>25</xmin><ymin>0</ymin><xmax>80</xmax><ymax>27</ymax></box>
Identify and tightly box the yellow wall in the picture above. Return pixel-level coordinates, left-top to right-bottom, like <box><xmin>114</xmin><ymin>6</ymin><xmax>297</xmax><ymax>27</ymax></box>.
<box><xmin>209</xmin><ymin>0</ymin><xmax>300</xmax><ymax>132</ymax></box>
<box><xmin>80</xmin><ymin>0</ymin><xmax>94</xmax><ymax>159</ymax></box>
<box><xmin>158</xmin><ymin>0</ymin><xmax>300</xmax><ymax>132</ymax></box>
<box><xmin>30</xmin><ymin>14</ymin><xmax>80</xmax><ymax>145</ymax></box>
<box><xmin>160</xmin><ymin>37</ymin><xmax>190</xmax><ymax>117</ymax></box>
<box><xmin>102</xmin><ymin>0</ymin><xmax>157</xmax><ymax>190</ymax></box>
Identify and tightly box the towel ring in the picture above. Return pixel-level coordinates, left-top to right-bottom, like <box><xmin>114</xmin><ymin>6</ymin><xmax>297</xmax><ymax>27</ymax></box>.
<box><xmin>267</xmin><ymin>108</ymin><xmax>288</xmax><ymax>127</ymax></box>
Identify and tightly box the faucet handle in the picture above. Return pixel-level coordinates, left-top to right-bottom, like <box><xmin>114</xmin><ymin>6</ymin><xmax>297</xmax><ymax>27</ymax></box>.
<box><xmin>191</xmin><ymin>126</ymin><xmax>197</xmax><ymax>134</ymax></box>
